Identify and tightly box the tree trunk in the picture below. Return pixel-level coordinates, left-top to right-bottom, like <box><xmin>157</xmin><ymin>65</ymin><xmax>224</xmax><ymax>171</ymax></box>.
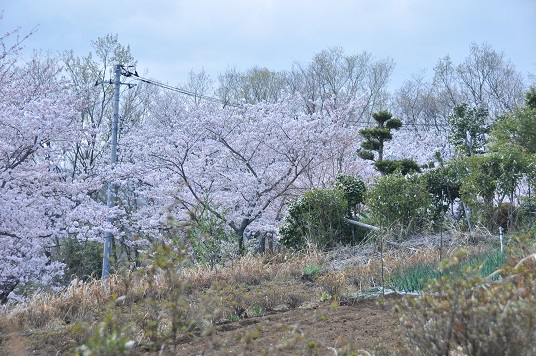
<box><xmin>233</xmin><ymin>218</ymin><xmax>251</xmax><ymax>255</ymax></box>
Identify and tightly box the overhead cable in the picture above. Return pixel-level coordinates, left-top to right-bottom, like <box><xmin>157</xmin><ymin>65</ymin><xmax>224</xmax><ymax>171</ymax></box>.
<box><xmin>120</xmin><ymin>66</ymin><xmax>241</xmax><ymax>108</ymax></box>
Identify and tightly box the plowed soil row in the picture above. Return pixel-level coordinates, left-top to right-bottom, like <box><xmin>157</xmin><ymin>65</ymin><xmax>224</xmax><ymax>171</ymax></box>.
<box><xmin>170</xmin><ymin>295</ymin><xmax>404</xmax><ymax>355</ymax></box>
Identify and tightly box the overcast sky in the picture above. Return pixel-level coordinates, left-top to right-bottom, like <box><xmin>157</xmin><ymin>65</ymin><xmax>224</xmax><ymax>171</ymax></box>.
<box><xmin>2</xmin><ymin>0</ymin><xmax>535</xmax><ymax>90</ymax></box>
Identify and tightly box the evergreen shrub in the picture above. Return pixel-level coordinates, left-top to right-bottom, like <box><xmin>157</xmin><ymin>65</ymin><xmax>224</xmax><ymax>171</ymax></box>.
<box><xmin>279</xmin><ymin>188</ymin><xmax>365</xmax><ymax>250</ymax></box>
<box><xmin>367</xmin><ymin>173</ymin><xmax>432</xmax><ymax>235</ymax></box>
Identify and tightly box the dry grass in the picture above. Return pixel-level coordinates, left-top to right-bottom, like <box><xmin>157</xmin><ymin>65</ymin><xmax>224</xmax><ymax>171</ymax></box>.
<box><xmin>0</xmin><ymin>247</ymin><xmax>331</xmax><ymax>353</ymax></box>
<box><xmin>0</xmin><ymin>233</ymin><xmax>521</xmax><ymax>354</ymax></box>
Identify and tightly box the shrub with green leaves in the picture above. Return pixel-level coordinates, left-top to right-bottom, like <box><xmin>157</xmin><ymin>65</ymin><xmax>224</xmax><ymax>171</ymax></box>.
<box><xmin>279</xmin><ymin>188</ymin><xmax>358</xmax><ymax>250</ymax></box>
<box><xmin>423</xmin><ymin>160</ymin><xmax>465</xmax><ymax>223</ymax></box>
<box><xmin>53</xmin><ymin>238</ymin><xmax>103</xmax><ymax>282</ymax></box>
<box><xmin>447</xmin><ymin>103</ymin><xmax>489</xmax><ymax>156</ymax></box>
<box><xmin>334</xmin><ymin>174</ymin><xmax>366</xmax><ymax>218</ymax></box>
<box><xmin>186</xmin><ymin>206</ymin><xmax>236</xmax><ymax>268</ymax></box>
<box><xmin>374</xmin><ymin>158</ymin><xmax>421</xmax><ymax>176</ymax></box>
<box><xmin>77</xmin><ymin>308</ymin><xmax>134</xmax><ymax>355</ymax></box>
<box><xmin>459</xmin><ymin>148</ymin><xmax>529</xmax><ymax>230</ymax></box>
<box><xmin>302</xmin><ymin>264</ymin><xmax>323</xmax><ymax>279</ymax></box>
<box><xmin>367</xmin><ymin>173</ymin><xmax>432</xmax><ymax>235</ymax></box>
<box><xmin>358</xmin><ymin>110</ymin><xmax>402</xmax><ymax>164</ymax></box>
<box><xmin>398</xmin><ymin>251</ymin><xmax>536</xmax><ymax>355</ymax></box>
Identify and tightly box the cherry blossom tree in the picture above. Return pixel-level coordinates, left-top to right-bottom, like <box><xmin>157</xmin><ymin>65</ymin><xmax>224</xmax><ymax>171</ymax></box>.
<box><xmin>385</xmin><ymin>129</ymin><xmax>452</xmax><ymax>166</ymax></box>
<box><xmin>61</xmin><ymin>34</ymin><xmax>150</xmax><ymax>177</ymax></box>
<box><xmin>118</xmin><ymin>95</ymin><xmax>363</xmax><ymax>253</ymax></box>
<box><xmin>0</xmin><ymin>26</ymin><xmax>105</xmax><ymax>302</ymax></box>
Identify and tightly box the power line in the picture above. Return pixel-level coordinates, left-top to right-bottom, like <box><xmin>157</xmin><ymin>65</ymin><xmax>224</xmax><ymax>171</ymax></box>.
<box><xmin>119</xmin><ymin>67</ymin><xmax>453</xmax><ymax>129</ymax></box>
<box><xmin>99</xmin><ymin>64</ymin><xmax>239</xmax><ymax>278</ymax></box>
<box><xmin>120</xmin><ymin>66</ymin><xmax>241</xmax><ymax>108</ymax></box>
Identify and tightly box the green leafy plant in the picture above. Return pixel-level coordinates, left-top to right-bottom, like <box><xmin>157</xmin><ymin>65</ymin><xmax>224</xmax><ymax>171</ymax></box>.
<box><xmin>302</xmin><ymin>264</ymin><xmax>323</xmax><ymax>279</ymax></box>
<box><xmin>53</xmin><ymin>238</ymin><xmax>103</xmax><ymax>283</ymax></box>
<box><xmin>279</xmin><ymin>188</ymin><xmax>354</xmax><ymax>250</ymax></box>
<box><xmin>398</xmin><ymin>250</ymin><xmax>536</xmax><ymax>355</ymax></box>
<box><xmin>423</xmin><ymin>158</ymin><xmax>465</xmax><ymax>224</ymax></box>
<box><xmin>186</xmin><ymin>203</ymin><xmax>235</xmax><ymax>269</ymax></box>
<box><xmin>459</xmin><ymin>149</ymin><xmax>529</xmax><ymax>230</ymax></box>
<box><xmin>366</xmin><ymin>173</ymin><xmax>433</xmax><ymax>236</ymax></box>
<box><xmin>320</xmin><ymin>292</ymin><xmax>332</xmax><ymax>301</ymax></box>
<box><xmin>358</xmin><ymin>110</ymin><xmax>402</xmax><ymax>164</ymax></box>
<box><xmin>447</xmin><ymin>103</ymin><xmax>489</xmax><ymax>156</ymax></box>
<box><xmin>76</xmin><ymin>298</ymin><xmax>134</xmax><ymax>355</ymax></box>
<box><xmin>358</xmin><ymin>110</ymin><xmax>420</xmax><ymax>176</ymax></box>
<box><xmin>374</xmin><ymin>158</ymin><xmax>421</xmax><ymax>176</ymax></box>
<box><xmin>251</xmin><ymin>306</ymin><xmax>265</xmax><ymax>316</ymax></box>
<box><xmin>334</xmin><ymin>174</ymin><xmax>366</xmax><ymax>218</ymax></box>
<box><xmin>489</xmin><ymin>86</ymin><xmax>536</xmax><ymax>154</ymax></box>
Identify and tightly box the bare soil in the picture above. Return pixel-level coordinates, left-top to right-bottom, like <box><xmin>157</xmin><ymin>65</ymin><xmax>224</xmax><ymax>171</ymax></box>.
<box><xmin>161</xmin><ymin>295</ymin><xmax>405</xmax><ymax>355</ymax></box>
<box><xmin>3</xmin><ymin>232</ymin><xmax>478</xmax><ymax>355</ymax></box>
<box><xmin>0</xmin><ymin>295</ymin><xmax>405</xmax><ymax>356</ymax></box>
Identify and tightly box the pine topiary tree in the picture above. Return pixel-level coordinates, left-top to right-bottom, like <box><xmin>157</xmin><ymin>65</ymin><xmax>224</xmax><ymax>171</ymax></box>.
<box><xmin>358</xmin><ymin>110</ymin><xmax>420</xmax><ymax>175</ymax></box>
<box><xmin>358</xmin><ymin>110</ymin><xmax>401</xmax><ymax>162</ymax></box>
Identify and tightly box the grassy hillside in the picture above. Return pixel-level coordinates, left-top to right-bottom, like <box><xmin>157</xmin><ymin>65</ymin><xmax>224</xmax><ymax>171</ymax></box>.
<box><xmin>1</xmin><ymin>231</ymin><xmax>535</xmax><ymax>355</ymax></box>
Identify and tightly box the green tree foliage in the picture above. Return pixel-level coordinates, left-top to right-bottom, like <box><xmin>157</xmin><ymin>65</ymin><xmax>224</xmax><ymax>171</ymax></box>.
<box><xmin>459</xmin><ymin>154</ymin><xmax>500</xmax><ymax>225</ymax></box>
<box><xmin>490</xmin><ymin>86</ymin><xmax>536</xmax><ymax>154</ymax></box>
<box><xmin>333</xmin><ymin>174</ymin><xmax>366</xmax><ymax>218</ymax></box>
<box><xmin>53</xmin><ymin>238</ymin><xmax>103</xmax><ymax>282</ymax></box>
<box><xmin>459</xmin><ymin>148</ymin><xmax>529</xmax><ymax>229</ymax></box>
<box><xmin>186</xmin><ymin>205</ymin><xmax>235</xmax><ymax>269</ymax></box>
<box><xmin>358</xmin><ymin>110</ymin><xmax>401</xmax><ymax>162</ymax></box>
<box><xmin>279</xmin><ymin>189</ymin><xmax>356</xmax><ymax>250</ymax></box>
<box><xmin>358</xmin><ymin>110</ymin><xmax>420</xmax><ymax>175</ymax></box>
<box><xmin>447</xmin><ymin>103</ymin><xmax>489</xmax><ymax>156</ymax></box>
<box><xmin>462</xmin><ymin>87</ymin><xmax>536</xmax><ymax>229</ymax></box>
<box><xmin>375</xmin><ymin>158</ymin><xmax>421</xmax><ymax>176</ymax></box>
<box><xmin>366</xmin><ymin>174</ymin><xmax>432</xmax><ymax>235</ymax></box>
<box><xmin>423</xmin><ymin>158</ymin><xmax>465</xmax><ymax>222</ymax></box>
<box><xmin>525</xmin><ymin>86</ymin><xmax>536</xmax><ymax>109</ymax></box>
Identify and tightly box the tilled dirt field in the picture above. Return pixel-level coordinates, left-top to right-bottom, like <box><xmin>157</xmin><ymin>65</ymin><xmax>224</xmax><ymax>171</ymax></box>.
<box><xmin>168</xmin><ymin>295</ymin><xmax>405</xmax><ymax>355</ymax></box>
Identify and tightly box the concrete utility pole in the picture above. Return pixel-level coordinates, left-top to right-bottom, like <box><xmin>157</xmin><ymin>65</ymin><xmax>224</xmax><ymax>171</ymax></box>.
<box><xmin>102</xmin><ymin>64</ymin><xmax>121</xmax><ymax>279</ymax></box>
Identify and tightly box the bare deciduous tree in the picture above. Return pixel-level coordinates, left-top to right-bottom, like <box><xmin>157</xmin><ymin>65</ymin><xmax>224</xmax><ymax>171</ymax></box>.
<box><xmin>433</xmin><ymin>42</ymin><xmax>525</xmax><ymax>120</ymax></box>
<box><xmin>290</xmin><ymin>47</ymin><xmax>394</xmax><ymax>124</ymax></box>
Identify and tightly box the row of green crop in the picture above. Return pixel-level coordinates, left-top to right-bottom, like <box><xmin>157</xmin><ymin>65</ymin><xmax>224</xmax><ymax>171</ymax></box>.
<box><xmin>389</xmin><ymin>250</ymin><xmax>505</xmax><ymax>292</ymax></box>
